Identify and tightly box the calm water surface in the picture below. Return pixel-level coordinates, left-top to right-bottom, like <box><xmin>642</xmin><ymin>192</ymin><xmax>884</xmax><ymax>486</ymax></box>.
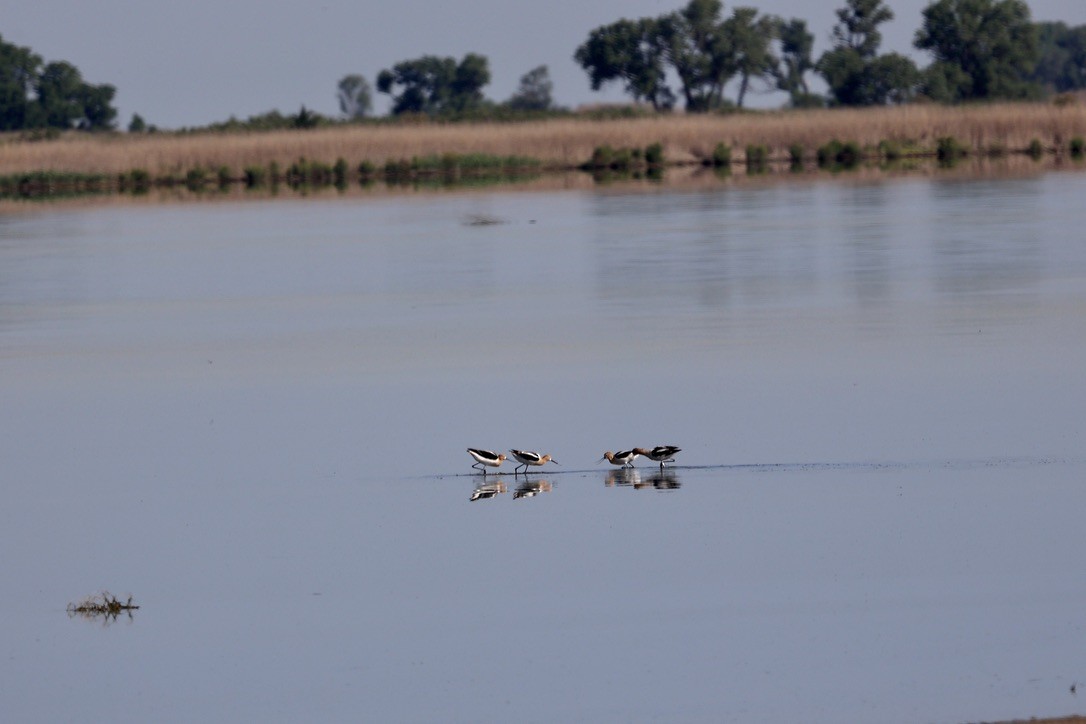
<box><xmin>2</xmin><ymin>171</ymin><xmax>1085</xmax><ymax>723</ymax></box>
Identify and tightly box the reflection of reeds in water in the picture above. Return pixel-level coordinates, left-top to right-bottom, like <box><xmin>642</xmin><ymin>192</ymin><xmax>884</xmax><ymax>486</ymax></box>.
<box><xmin>605</xmin><ymin>468</ymin><xmax>681</xmax><ymax>491</ymax></box>
<box><xmin>67</xmin><ymin>591</ymin><xmax>139</xmax><ymax>624</ymax></box>
<box><xmin>1</xmin><ymin>153</ymin><xmax>1069</xmax><ymax>213</ymax></box>
<box><xmin>514</xmin><ymin>480</ymin><xmax>552</xmax><ymax>499</ymax></box>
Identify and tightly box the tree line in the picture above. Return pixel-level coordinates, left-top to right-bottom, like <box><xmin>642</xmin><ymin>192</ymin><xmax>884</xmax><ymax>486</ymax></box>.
<box><xmin>2</xmin><ymin>0</ymin><xmax>1085</xmax><ymax>133</ymax></box>
<box><xmin>574</xmin><ymin>0</ymin><xmax>1084</xmax><ymax>110</ymax></box>
<box><xmin>0</xmin><ymin>33</ymin><xmax>117</xmax><ymax>131</ymax></box>
<box><xmin>335</xmin><ymin>57</ymin><xmax>555</xmax><ymax>120</ymax></box>
<box><xmin>335</xmin><ymin>0</ymin><xmax>1083</xmax><ymax>121</ymax></box>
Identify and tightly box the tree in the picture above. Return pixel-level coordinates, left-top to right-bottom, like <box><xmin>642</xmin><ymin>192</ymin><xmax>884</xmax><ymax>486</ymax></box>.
<box><xmin>1030</xmin><ymin>22</ymin><xmax>1086</xmax><ymax>93</ymax></box>
<box><xmin>831</xmin><ymin>0</ymin><xmax>893</xmax><ymax>59</ymax></box>
<box><xmin>574</xmin><ymin>17</ymin><xmax>674</xmax><ymax>110</ymax></box>
<box><xmin>0</xmin><ymin>34</ymin><xmax>41</xmax><ymax>130</ymax></box>
<box><xmin>0</xmin><ymin>34</ymin><xmax>117</xmax><ymax>131</ymax></box>
<box><xmin>33</xmin><ymin>60</ymin><xmax>116</xmax><ymax>130</ymax></box>
<box><xmin>377</xmin><ymin>53</ymin><xmax>490</xmax><ymax>115</ymax></box>
<box><xmin>775</xmin><ymin>18</ymin><xmax>822</xmax><ymax>107</ymax></box>
<box><xmin>915</xmin><ymin>0</ymin><xmax>1039</xmax><ymax>102</ymax></box>
<box><xmin>449</xmin><ymin>53</ymin><xmax>490</xmax><ymax>113</ymax></box>
<box><xmin>291</xmin><ymin>105</ymin><xmax>320</xmax><ymax>129</ymax></box>
<box><xmin>574</xmin><ymin>0</ymin><xmax>800</xmax><ymax>111</ymax></box>
<box><xmin>658</xmin><ymin>0</ymin><xmax>732</xmax><ymax>111</ymax></box>
<box><xmin>337</xmin><ymin>74</ymin><xmax>372</xmax><ymax>119</ymax></box>
<box><xmin>725</xmin><ymin>7</ymin><xmax>779</xmax><ymax>108</ymax></box>
<box><xmin>506</xmin><ymin>65</ymin><xmax>555</xmax><ymax>111</ymax></box>
<box><xmin>36</xmin><ymin>61</ymin><xmax>85</xmax><ymax>128</ymax></box>
<box><xmin>817</xmin><ymin>0</ymin><xmax>919</xmax><ymax>106</ymax></box>
<box><xmin>78</xmin><ymin>81</ymin><xmax>117</xmax><ymax>130</ymax></box>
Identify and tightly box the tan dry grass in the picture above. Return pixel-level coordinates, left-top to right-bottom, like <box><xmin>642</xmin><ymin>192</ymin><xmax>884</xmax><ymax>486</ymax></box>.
<box><xmin>2</xmin><ymin>102</ymin><xmax>1085</xmax><ymax>175</ymax></box>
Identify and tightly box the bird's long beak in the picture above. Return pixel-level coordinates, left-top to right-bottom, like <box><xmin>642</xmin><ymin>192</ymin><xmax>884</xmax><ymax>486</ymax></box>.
<box><xmin>550</xmin><ymin>459</ymin><xmax>559</xmax><ymax>465</ymax></box>
<box><xmin>596</xmin><ymin>457</ymin><xmax>605</xmax><ymax>464</ymax></box>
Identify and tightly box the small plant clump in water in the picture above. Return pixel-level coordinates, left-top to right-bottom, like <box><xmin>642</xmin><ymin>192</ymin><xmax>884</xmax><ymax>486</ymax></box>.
<box><xmin>644</xmin><ymin>142</ymin><xmax>664</xmax><ymax>167</ymax></box>
<box><xmin>1071</xmin><ymin>137</ymin><xmax>1086</xmax><ymax>158</ymax></box>
<box><xmin>745</xmin><ymin>144</ymin><xmax>769</xmax><ymax>172</ymax></box>
<box><xmin>1027</xmin><ymin>138</ymin><xmax>1045</xmax><ymax>159</ymax></box>
<box><xmin>584</xmin><ymin>145</ymin><xmax>635</xmax><ymax>171</ymax></box>
<box><xmin>788</xmin><ymin>143</ymin><xmax>804</xmax><ymax>167</ymax></box>
<box><xmin>585</xmin><ymin>145</ymin><xmax>615</xmax><ymax>170</ymax></box>
<box><xmin>286</xmin><ymin>157</ymin><xmax>334</xmax><ymax>187</ymax></box>
<box><xmin>877</xmin><ymin>139</ymin><xmax>903</xmax><ymax>161</ymax></box>
<box><xmin>67</xmin><ymin>591</ymin><xmax>139</xmax><ymax>623</ymax></box>
<box><xmin>216</xmin><ymin>165</ymin><xmax>232</xmax><ymax>188</ymax></box>
<box><xmin>243</xmin><ymin>165</ymin><xmax>267</xmax><ymax>188</ymax></box>
<box><xmin>709</xmin><ymin>142</ymin><xmax>732</xmax><ymax>167</ymax></box>
<box><xmin>124</xmin><ymin>168</ymin><xmax>152</xmax><ymax>193</ymax></box>
<box><xmin>333</xmin><ymin>157</ymin><xmax>349</xmax><ymax>188</ymax></box>
<box><xmin>185</xmin><ymin>167</ymin><xmax>207</xmax><ymax>191</ymax></box>
<box><xmin>816</xmin><ymin>139</ymin><xmax>862</xmax><ymax>169</ymax></box>
<box><xmin>581</xmin><ymin>145</ymin><xmax>657</xmax><ymax>178</ymax></box>
<box><xmin>936</xmin><ymin>136</ymin><xmax>968</xmax><ymax>163</ymax></box>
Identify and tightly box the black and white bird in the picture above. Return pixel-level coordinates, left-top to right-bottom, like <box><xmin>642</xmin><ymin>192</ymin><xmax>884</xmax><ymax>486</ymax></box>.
<box><xmin>508</xmin><ymin>449</ymin><xmax>558</xmax><ymax>475</ymax></box>
<box><xmin>600</xmin><ymin>450</ymin><xmax>640</xmax><ymax>468</ymax></box>
<box><xmin>633</xmin><ymin>446</ymin><xmax>682</xmax><ymax>468</ymax></box>
<box><xmin>467</xmin><ymin>448</ymin><xmax>507</xmax><ymax>473</ymax></box>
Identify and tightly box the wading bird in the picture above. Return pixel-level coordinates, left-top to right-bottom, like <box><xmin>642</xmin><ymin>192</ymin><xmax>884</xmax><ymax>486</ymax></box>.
<box><xmin>467</xmin><ymin>448</ymin><xmax>507</xmax><ymax>473</ymax></box>
<box><xmin>600</xmin><ymin>450</ymin><xmax>640</xmax><ymax>468</ymax></box>
<box><xmin>633</xmin><ymin>445</ymin><xmax>682</xmax><ymax>468</ymax></box>
<box><xmin>508</xmin><ymin>449</ymin><xmax>558</xmax><ymax>475</ymax></box>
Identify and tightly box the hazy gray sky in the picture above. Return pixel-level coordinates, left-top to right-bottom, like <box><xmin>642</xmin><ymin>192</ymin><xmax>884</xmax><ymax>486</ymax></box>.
<box><xmin>6</xmin><ymin>0</ymin><xmax>1086</xmax><ymax>128</ymax></box>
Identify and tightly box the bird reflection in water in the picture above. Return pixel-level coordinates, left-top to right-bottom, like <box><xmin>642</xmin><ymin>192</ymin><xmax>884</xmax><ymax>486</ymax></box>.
<box><xmin>470</xmin><ymin>479</ymin><xmax>508</xmax><ymax>501</ymax></box>
<box><xmin>514</xmin><ymin>479</ymin><xmax>553</xmax><ymax>499</ymax></box>
<box><xmin>605</xmin><ymin>468</ymin><xmax>681</xmax><ymax>490</ymax></box>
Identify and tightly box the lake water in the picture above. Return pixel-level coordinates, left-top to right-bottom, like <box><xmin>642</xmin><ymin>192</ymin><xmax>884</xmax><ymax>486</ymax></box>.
<box><xmin>2</xmin><ymin>169</ymin><xmax>1085</xmax><ymax>723</ymax></box>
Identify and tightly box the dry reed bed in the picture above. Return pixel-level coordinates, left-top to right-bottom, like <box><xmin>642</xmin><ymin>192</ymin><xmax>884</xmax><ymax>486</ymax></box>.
<box><xmin>2</xmin><ymin>103</ymin><xmax>1084</xmax><ymax>176</ymax></box>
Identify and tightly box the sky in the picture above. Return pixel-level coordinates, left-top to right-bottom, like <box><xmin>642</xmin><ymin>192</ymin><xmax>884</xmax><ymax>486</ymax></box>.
<box><xmin>6</xmin><ymin>0</ymin><xmax>1086</xmax><ymax>129</ymax></box>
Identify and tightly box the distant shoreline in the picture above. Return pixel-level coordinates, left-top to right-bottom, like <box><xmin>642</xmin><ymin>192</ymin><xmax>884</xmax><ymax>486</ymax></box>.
<box><xmin>1</xmin><ymin>102</ymin><xmax>1084</xmax><ymax>198</ymax></box>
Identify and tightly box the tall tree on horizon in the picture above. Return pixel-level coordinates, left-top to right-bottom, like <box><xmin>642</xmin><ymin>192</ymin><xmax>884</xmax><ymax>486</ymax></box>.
<box><xmin>506</xmin><ymin>65</ymin><xmax>556</xmax><ymax>111</ymax></box>
<box><xmin>817</xmin><ymin>0</ymin><xmax>919</xmax><ymax>106</ymax></box>
<box><xmin>726</xmin><ymin>6</ymin><xmax>780</xmax><ymax>109</ymax></box>
<box><xmin>573</xmin><ymin>17</ymin><xmax>675</xmax><ymax>110</ymax></box>
<box><xmin>657</xmin><ymin>0</ymin><xmax>733</xmax><ymax>111</ymax></box>
<box><xmin>376</xmin><ymin>53</ymin><xmax>491</xmax><ymax>116</ymax></box>
<box><xmin>0</xmin><ymin>34</ymin><xmax>116</xmax><ymax>130</ymax></box>
<box><xmin>915</xmin><ymin>0</ymin><xmax>1040</xmax><ymax>102</ymax></box>
<box><xmin>774</xmin><ymin>18</ymin><xmax>822</xmax><ymax>107</ymax></box>
<box><xmin>337</xmin><ymin>74</ymin><xmax>373</xmax><ymax>119</ymax></box>
<box><xmin>1029</xmin><ymin>21</ymin><xmax>1086</xmax><ymax>93</ymax></box>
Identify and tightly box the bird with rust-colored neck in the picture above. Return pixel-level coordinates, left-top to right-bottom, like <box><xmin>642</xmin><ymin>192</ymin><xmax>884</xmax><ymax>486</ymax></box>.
<box><xmin>467</xmin><ymin>448</ymin><xmax>507</xmax><ymax>474</ymax></box>
<box><xmin>600</xmin><ymin>450</ymin><xmax>640</xmax><ymax>468</ymax></box>
<box><xmin>508</xmin><ymin>449</ymin><xmax>558</xmax><ymax>475</ymax></box>
<box><xmin>633</xmin><ymin>446</ymin><xmax>681</xmax><ymax>468</ymax></box>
